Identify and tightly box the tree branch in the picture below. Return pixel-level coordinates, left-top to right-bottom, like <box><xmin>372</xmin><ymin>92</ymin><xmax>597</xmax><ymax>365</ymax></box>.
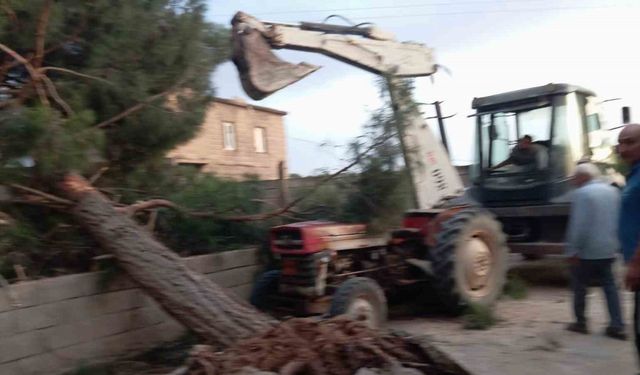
<box><xmin>89</xmin><ymin>166</ymin><xmax>110</xmax><ymax>184</ymax></box>
<box><xmin>10</xmin><ymin>184</ymin><xmax>73</xmax><ymax>206</ymax></box>
<box><xmin>116</xmin><ymin>199</ymin><xmax>182</xmax><ymax>216</ymax></box>
<box><xmin>33</xmin><ymin>0</ymin><xmax>53</xmax><ymax>69</ymax></box>
<box><xmin>39</xmin><ymin>66</ymin><xmax>113</xmax><ymax>85</ymax></box>
<box><xmin>40</xmin><ymin>74</ymin><xmax>74</xmax><ymax>116</ymax></box>
<box><xmin>0</xmin><ymin>43</ymin><xmax>48</xmax><ymax>105</ymax></box>
<box><xmin>95</xmin><ymin>80</ymin><xmax>185</xmax><ymax>129</ymax></box>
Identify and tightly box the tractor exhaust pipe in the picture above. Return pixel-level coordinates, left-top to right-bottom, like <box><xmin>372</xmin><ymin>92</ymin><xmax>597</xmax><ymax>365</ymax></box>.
<box><xmin>231</xmin><ymin>12</ymin><xmax>319</xmax><ymax>100</ymax></box>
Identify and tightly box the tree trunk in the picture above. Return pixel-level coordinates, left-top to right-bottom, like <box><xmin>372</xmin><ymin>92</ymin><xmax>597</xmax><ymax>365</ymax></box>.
<box><xmin>58</xmin><ymin>173</ymin><xmax>277</xmax><ymax>348</ymax></box>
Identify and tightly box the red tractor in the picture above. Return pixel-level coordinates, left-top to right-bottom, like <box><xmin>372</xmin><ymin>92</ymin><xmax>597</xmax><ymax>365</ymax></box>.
<box><xmin>250</xmin><ymin>210</ymin><xmax>508</xmax><ymax>327</ymax></box>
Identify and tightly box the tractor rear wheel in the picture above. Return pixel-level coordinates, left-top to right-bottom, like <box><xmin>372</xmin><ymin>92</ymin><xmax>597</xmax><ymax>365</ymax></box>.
<box><xmin>329</xmin><ymin>277</ymin><xmax>387</xmax><ymax>329</ymax></box>
<box><xmin>431</xmin><ymin>209</ymin><xmax>508</xmax><ymax>314</ymax></box>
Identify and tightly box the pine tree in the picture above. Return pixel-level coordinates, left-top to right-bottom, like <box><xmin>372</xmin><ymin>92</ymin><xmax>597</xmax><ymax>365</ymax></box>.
<box><xmin>0</xmin><ymin>1</ymin><xmax>275</xmax><ymax>344</ymax></box>
<box><xmin>1</xmin><ymin>0</ymin><xmax>229</xmax><ymax>179</ymax></box>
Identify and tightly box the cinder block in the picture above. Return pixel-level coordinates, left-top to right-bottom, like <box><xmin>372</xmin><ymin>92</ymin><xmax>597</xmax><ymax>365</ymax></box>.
<box><xmin>52</xmin><ymin>288</ymin><xmax>146</xmax><ymax>324</ymax></box>
<box><xmin>0</xmin><ymin>303</ymin><xmax>57</xmax><ymax>338</ymax></box>
<box><xmin>0</xmin><ymin>360</ymin><xmax>21</xmax><ymax>375</ymax></box>
<box><xmin>45</xmin><ymin>304</ymin><xmax>169</xmax><ymax>350</ymax></box>
<box><xmin>92</xmin><ymin>319</ymin><xmax>186</xmax><ymax>358</ymax></box>
<box><xmin>45</xmin><ymin>313</ymin><xmax>124</xmax><ymax>350</ymax></box>
<box><xmin>32</xmin><ymin>273</ymin><xmax>102</xmax><ymax>303</ymax></box>
<box><xmin>2</xmin><ymin>273</ymin><xmax>100</xmax><ymax>311</ymax></box>
<box><xmin>14</xmin><ymin>352</ymin><xmax>66</xmax><ymax>375</ymax></box>
<box><xmin>0</xmin><ymin>330</ymin><xmax>46</xmax><ymax>364</ymax></box>
<box><xmin>208</xmin><ymin>265</ymin><xmax>262</xmax><ymax>288</ymax></box>
<box><xmin>184</xmin><ymin>248</ymin><xmax>259</xmax><ymax>274</ymax></box>
<box><xmin>5</xmin><ymin>282</ymin><xmax>42</xmax><ymax>310</ymax></box>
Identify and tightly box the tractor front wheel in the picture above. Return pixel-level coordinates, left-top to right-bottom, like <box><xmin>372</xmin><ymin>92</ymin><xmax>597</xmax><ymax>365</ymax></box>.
<box><xmin>329</xmin><ymin>277</ymin><xmax>387</xmax><ymax>329</ymax></box>
<box><xmin>431</xmin><ymin>209</ymin><xmax>508</xmax><ymax>314</ymax></box>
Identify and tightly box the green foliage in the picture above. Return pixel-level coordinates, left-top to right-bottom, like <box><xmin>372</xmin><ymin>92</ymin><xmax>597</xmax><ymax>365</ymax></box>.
<box><xmin>341</xmin><ymin>78</ymin><xmax>414</xmax><ymax>231</ymax></box>
<box><xmin>0</xmin><ymin>1</ymin><xmax>238</xmax><ymax>279</ymax></box>
<box><xmin>0</xmin><ymin>220</ymin><xmax>40</xmax><ymax>279</ymax></box>
<box><xmin>0</xmin><ymin>207</ymin><xmax>100</xmax><ymax>280</ymax></box>
<box><xmin>100</xmin><ymin>159</ymin><xmax>266</xmax><ymax>252</ymax></box>
<box><xmin>463</xmin><ymin>303</ymin><xmax>497</xmax><ymax>330</ymax></box>
<box><xmin>503</xmin><ymin>275</ymin><xmax>529</xmax><ymax>300</ymax></box>
<box><xmin>276</xmin><ymin>78</ymin><xmax>415</xmax><ymax>231</ymax></box>
<box><xmin>0</xmin><ymin>107</ymin><xmax>47</xmax><ymax>159</ymax></box>
<box><xmin>0</xmin><ymin>107</ymin><xmax>104</xmax><ymax>179</ymax></box>
<box><xmin>1</xmin><ymin>0</ymin><xmax>228</xmax><ymax>177</ymax></box>
<box><xmin>291</xmin><ymin>174</ymin><xmax>356</xmax><ymax>222</ymax></box>
<box><xmin>157</xmin><ymin>173</ymin><xmax>268</xmax><ymax>253</ymax></box>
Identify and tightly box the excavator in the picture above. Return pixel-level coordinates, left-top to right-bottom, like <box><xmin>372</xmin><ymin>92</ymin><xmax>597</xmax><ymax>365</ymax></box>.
<box><xmin>231</xmin><ymin>12</ymin><xmax>618</xmax><ymax>326</ymax></box>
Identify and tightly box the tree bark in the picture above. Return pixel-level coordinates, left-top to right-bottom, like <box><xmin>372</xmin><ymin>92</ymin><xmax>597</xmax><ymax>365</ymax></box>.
<box><xmin>58</xmin><ymin>173</ymin><xmax>277</xmax><ymax>348</ymax></box>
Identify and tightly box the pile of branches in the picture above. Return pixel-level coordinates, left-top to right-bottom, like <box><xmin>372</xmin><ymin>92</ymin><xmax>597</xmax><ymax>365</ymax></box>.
<box><xmin>182</xmin><ymin>317</ymin><xmax>467</xmax><ymax>375</ymax></box>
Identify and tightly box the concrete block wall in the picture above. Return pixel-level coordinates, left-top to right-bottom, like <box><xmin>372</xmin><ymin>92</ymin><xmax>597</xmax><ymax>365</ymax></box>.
<box><xmin>0</xmin><ymin>248</ymin><xmax>263</xmax><ymax>375</ymax></box>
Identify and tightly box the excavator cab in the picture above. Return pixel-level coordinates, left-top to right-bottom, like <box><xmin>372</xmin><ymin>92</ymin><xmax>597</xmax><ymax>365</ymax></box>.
<box><xmin>468</xmin><ymin>83</ymin><xmax>614</xmax><ymax>206</ymax></box>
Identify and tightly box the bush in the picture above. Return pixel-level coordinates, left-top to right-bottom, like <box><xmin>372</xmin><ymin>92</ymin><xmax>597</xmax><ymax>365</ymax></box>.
<box><xmin>0</xmin><ymin>162</ymin><xmax>270</xmax><ymax>281</ymax></box>
<box><xmin>156</xmin><ymin>173</ymin><xmax>268</xmax><ymax>254</ymax></box>
<box><xmin>462</xmin><ymin>303</ymin><xmax>497</xmax><ymax>330</ymax></box>
<box><xmin>503</xmin><ymin>275</ymin><xmax>529</xmax><ymax>300</ymax></box>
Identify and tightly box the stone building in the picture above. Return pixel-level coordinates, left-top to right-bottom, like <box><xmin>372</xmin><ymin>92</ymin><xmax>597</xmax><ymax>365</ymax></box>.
<box><xmin>168</xmin><ymin>97</ymin><xmax>287</xmax><ymax>180</ymax></box>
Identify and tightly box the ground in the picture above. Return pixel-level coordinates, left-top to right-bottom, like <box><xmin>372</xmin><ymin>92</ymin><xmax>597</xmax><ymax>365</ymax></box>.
<box><xmin>100</xmin><ymin>256</ymin><xmax>637</xmax><ymax>375</ymax></box>
<box><xmin>389</xmin><ymin>256</ymin><xmax>637</xmax><ymax>375</ymax></box>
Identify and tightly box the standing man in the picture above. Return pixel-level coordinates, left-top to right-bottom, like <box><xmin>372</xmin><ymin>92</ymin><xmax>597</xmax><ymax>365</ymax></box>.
<box><xmin>619</xmin><ymin>124</ymin><xmax>640</xmax><ymax>364</ymax></box>
<box><xmin>565</xmin><ymin>162</ymin><xmax>626</xmax><ymax>339</ymax></box>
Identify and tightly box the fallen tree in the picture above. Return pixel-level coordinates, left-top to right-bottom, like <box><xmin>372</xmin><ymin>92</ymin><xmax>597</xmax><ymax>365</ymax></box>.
<box><xmin>58</xmin><ymin>173</ymin><xmax>276</xmax><ymax>347</ymax></box>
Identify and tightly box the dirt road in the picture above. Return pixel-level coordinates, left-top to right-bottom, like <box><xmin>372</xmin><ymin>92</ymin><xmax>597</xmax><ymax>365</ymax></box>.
<box><xmin>389</xmin><ymin>257</ymin><xmax>637</xmax><ymax>375</ymax></box>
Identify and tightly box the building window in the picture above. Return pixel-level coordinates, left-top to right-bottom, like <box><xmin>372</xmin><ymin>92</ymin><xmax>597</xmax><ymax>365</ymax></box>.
<box><xmin>254</xmin><ymin>127</ymin><xmax>267</xmax><ymax>153</ymax></box>
<box><xmin>222</xmin><ymin>122</ymin><xmax>236</xmax><ymax>150</ymax></box>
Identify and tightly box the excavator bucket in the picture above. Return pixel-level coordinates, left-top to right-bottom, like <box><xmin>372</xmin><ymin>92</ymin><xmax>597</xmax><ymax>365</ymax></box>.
<box><xmin>231</xmin><ymin>16</ymin><xmax>319</xmax><ymax>100</ymax></box>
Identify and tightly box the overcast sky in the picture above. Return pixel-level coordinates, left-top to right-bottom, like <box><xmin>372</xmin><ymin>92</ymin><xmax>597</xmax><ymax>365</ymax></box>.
<box><xmin>207</xmin><ymin>0</ymin><xmax>640</xmax><ymax>175</ymax></box>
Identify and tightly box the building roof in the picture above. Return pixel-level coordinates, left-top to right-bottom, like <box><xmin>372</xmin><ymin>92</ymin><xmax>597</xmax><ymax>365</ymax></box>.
<box><xmin>214</xmin><ymin>97</ymin><xmax>287</xmax><ymax>116</ymax></box>
<box><xmin>472</xmin><ymin>83</ymin><xmax>596</xmax><ymax>110</ymax></box>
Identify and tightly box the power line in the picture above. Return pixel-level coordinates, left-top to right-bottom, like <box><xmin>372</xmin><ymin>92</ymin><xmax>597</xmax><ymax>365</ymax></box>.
<box><xmin>210</xmin><ymin>1</ymin><xmax>632</xmax><ymax>19</ymax></box>
<box><xmin>341</xmin><ymin>3</ymin><xmax>632</xmax><ymax>20</ymax></box>
<box><xmin>210</xmin><ymin>0</ymin><xmax>551</xmax><ymax>17</ymax></box>
<box><xmin>290</xmin><ymin>136</ymin><xmax>343</xmax><ymax>147</ymax></box>
<box><xmin>289</xmin><ymin>137</ymin><xmax>346</xmax><ymax>159</ymax></box>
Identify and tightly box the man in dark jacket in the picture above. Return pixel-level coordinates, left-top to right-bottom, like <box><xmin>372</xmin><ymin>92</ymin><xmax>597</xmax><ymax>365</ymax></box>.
<box><xmin>618</xmin><ymin>124</ymin><xmax>640</xmax><ymax>368</ymax></box>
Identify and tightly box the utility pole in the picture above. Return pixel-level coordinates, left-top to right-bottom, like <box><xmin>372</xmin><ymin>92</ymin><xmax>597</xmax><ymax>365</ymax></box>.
<box><xmin>623</xmin><ymin>106</ymin><xmax>632</xmax><ymax>124</ymax></box>
<box><xmin>424</xmin><ymin>101</ymin><xmax>455</xmax><ymax>155</ymax></box>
